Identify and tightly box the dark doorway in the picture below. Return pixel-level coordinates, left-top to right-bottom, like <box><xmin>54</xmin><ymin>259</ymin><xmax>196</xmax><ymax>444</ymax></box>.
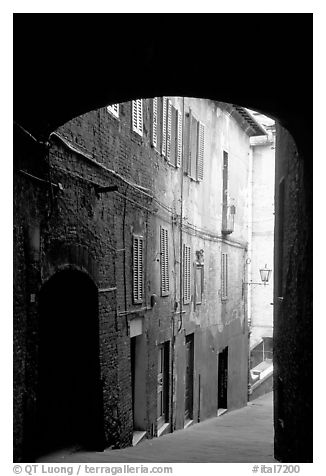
<box><xmin>218</xmin><ymin>347</ymin><xmax>228</xmax><ymax>412</ymax></box>
<box><xmin>36</xmin><ymin>269</ymin><xmax>104</xmax><ymax>456</ymax></box>
<box><xmin>157</xmin><ymin>342</ymin><xmax>169</xmax><ymax>429</ymax></box>
<box><xmin>184</xmin><ymin>334</ymin><xmax>194</xmax><ymax>423</ymax></box>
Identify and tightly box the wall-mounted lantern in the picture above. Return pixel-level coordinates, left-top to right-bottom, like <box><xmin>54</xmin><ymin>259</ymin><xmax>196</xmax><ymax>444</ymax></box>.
<box><xmin>243</xmin><ymin>264</ymin><xmax>272</xmax><ymax>295</ymax></box>
<box><xmin>259</xmin><ymin>264</ymin><xmax>272</xmax><ymax>286</ymax></box>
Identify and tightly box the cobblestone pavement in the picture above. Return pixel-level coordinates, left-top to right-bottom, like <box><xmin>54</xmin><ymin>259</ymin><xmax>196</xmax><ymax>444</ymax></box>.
<box><xmin>38</xmin><ymin>392</ymin><xmax>275</xmax><ymax>463</ymax></box>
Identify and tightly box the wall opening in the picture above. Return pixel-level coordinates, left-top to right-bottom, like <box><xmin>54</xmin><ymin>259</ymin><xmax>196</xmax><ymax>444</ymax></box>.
<box><xmin>36</xmin><ymin>269</ymin><xmax>104</xmax><ymax>456</ymax></box>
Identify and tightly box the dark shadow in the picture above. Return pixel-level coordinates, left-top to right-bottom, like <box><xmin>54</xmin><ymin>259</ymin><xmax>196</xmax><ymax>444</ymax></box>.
<box><xmin>36</xmin><ymin>269</ymin><xmax>104</xmax><ymax>456</ymax></box>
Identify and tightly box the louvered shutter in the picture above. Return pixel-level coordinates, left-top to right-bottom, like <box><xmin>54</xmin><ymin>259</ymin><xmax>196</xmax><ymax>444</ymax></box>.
<box><xmin>132</xmin><ymin>99</ymin><xmax>143</xmax><ymax>136</ymax></box>
<box><xmin>166</xmin><ymin>100</ymin><xmax>172</xmax><ymax>162</ymax></box>
<box><xmin>176</xmin><ymin>109</ymin><xmax>183</xmax><ymax>167</ymax></box>
<box><xmin>107</xmin><ymin>104</ymin><xmax>119</xmax><ymax>118</ymax></box>
<box><xmin>197</xmin><ymin>122</ymin><xmax>205</xmax><ymax>181</ymax></box>
<box><xmin>133</xmin><ymin>236</ymin><xmax>143</xmax><ymax>303</ymax></box>
<box><xmin>161</xmin><ymin>97</ymin><xmax>167</xmax><ymax>156</ymax></box>
<box><xmin>152</xmin><ymin>97</ymin><xmax>158</xmax><ymax>148</ymax></box>
<box><xmin>160</xmin><ymin>227</ymin><xmax>169</xmax><ymax>296</ymax></box>
<box><xmin>183</xmin><ymin>245</ymin><xmax>191</xmax><ymax>304</ymax></box>
<box><xmin>190</xmin><ymin>114</ymin><xmax>198</xmax><ymax>178</ymax></box>
<box><xmin>170</xmin><ymin>105</ymin><xmax>177</xmax><ymax>167</ymax></box>
<box><xmin>184</xmin><ymin>112</ymin><xmax>191</xmax><ymax>174</ymax></box>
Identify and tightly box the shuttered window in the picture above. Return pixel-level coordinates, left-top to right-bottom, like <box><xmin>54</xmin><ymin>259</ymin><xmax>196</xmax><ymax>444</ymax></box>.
<box><xmin>170</xmin><ymin>105</ymin><xmax>177</xmax><ymax>166</ymax></box>
<box><xmin>152</xmin><ymin>97</ymin><xmax>158</xmax><ymax>148</ymax></box>
<box><xmin>161</xmin><ymin>97</ymin><xmax>167</xmax><ymax>156</ymax></box>
<box><xmin>176</xmin><ymin>109</ymin><xmax>183</xmax><ymax>167</ymax></box>
<box><xmin>183</xmin><ymin>244</ymin><xmax>191</xmax><ymax>304</ymax></box>
<box><xmin>133</xmin><ymin>235</ymin><xmax>143</xmax><ymax>303</ymax></box>
<box><xmin>195</xmin><ymin>265</ymin><xmax>204</xmax><ymax>305</ymax></box>
<box><xmin>107</xmin><ymin>103</ymin><xmax>119</xmax><ymax>118</ymax></box>
<box><xmin>160</xmin><ymin>226</ymin><xmax>169</xmax><ymax>296</ymax></box>
<box><xmin>185</xmin><ymin>110</ymin><xmax>205</xmax><ymax>181</ymax></box>
<box><xmin>197</xmin><ymin>122</ymin><xmax>205</xmax><ymax>181</ymax></box>
<box><xmin>166</xmin><ymin>100</ymin><xmax>172</xmax><ymax>162</ymax></box>
<box><xmin>221</xmin><ymin>253</ymin><xmax>228</xmax><ymax>300</ymax></box>
<box><xmin>132</xmin><ymin>99</ymin><xmax>143</xmax><ymax>136</ymax></box>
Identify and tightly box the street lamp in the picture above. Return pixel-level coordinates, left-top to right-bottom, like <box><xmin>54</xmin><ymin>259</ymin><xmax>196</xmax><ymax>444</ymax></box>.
<box><xmin>259</xmin><ymin>264</ymin><xmax>272</xmax><ymax>286</ymax></box>
<box><xmin>243</xmin><ymin>264</ymin><xmax>272</xmax><ymax>294</ymax></box>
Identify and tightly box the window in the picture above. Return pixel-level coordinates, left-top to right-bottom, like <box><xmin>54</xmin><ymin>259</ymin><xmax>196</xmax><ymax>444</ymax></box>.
<box><xmin>185</xmin><ymin>110</ymin><xmax>205</xmax><ymax>181</ymax></box>
<box><xmin>107</xmin><ymin>103</ymin><xmax>119</xmax><ymax>118</ymax></box>
<box><xmin>177</xmin><ymin>109</ymin><xmax>183</xmax><ymax>167</ymax></box>
<box><xmin>195</xmin><ymin>265</ymin><xmax>204</xmax><ymax>305</ymax></box>
<box><xmin>161</xmin><ymin>97</ymin><xmax>167</xmax><ymax>156</ymax></box>
<box><xmin>133</xmin><ymin>235</ymin><xmax>143</xmax><ymax>303</ymax></box>
<box><xmin>132</xmin><ymin>99</ymin><xmax>143</xmax><ymax>136</ymax></box>
<box><xmin>221</xmin><ymin>253</ymin><xmax>228</xmax><ymax>300</ymax></box>
<box><xmin>222</xmin><ymin>151</ymin><xmax>229</xmax><ymax>231</ymax></box>
<box><xmin>152</xmin><ymin>97</ymin><xmax>182</xmax><ymax>167</ymax></box>
<box><xmin>160</xmin><ymin>226</ymin><xmax>169</xmax><ymax>296</ymax></box>
<box><xmin>183</xmin><ymin>244</ymin><xmax>191</xmax><ymax>304</ymax></box>
<box><xmin>152</xmin><ymin>97</ymin><xmax>158</xmax><ymax>148</ymax></box>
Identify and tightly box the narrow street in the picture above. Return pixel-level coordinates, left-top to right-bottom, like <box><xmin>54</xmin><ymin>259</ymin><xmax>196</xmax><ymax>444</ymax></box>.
<box><xmin>38</xmin><ymin>392</ymin><xmax>275</xmax><ymax>463</ymax></box>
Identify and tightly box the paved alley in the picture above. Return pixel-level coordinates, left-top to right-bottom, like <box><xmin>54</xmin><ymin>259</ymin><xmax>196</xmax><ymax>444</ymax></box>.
<box><xmin>38</xmin><ymin>392</ymin><xmax>275</xmax><ymax>463</ymax></box>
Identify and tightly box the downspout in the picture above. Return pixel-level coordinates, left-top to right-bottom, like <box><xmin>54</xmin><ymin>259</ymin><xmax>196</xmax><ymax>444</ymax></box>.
<box><xmin>178</xmin><ymin>97</ymin><xmax>185</xmax><ymax>333</ymax></box>
<box><xmin>247</xmin><ymin>145</ymin><xmax>254</xmax><ymax>398</ymax></box>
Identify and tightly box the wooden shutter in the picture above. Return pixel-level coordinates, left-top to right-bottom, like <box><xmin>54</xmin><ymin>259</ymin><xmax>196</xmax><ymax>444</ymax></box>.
<box><xmin>161</xmin><ymin>97</ymin><xmax>167</xmax><ymax>156</ymax></box>
<box><xmin>132</xmin><ymin>99</ymin><xmax>143</xmax><ymax>136</ymax></box>
<box><xmin>197</xmin><ymin>122</ymin><xmax>205</xmax><ymax>181</ymax></box>
<box><xmin>189</xmin><ymin>114</ymin><xmax>198</xmax><ymax>178</ymax></box>
<box><xmin>107</xmin><ymin>104</ymin><xmax>119</xmax><ymax>118</ymax></box>
<box><xmin>170</xmin><ymin>105</ymin><xmax>177</xmax><ymax>166</ymax></box>
<box><xmin>183</xmin><ymin>244</ymin><xmax>191</xmax><ymax>304</ymax></box>
<box><xmin>184</xmin><ymin>112</ymin><xmax>191</xmax><ymax>174</ymax></box>
<box><xmin>133</xmin><ymin>235</ymin><xmax>143</xmax><ymax>303</ymax></box>
<box><xmin>176</xmin><ymin>109</ymin><xmax>183</xmax><ymax>167</ymax></box>
<box><xmin>160</xmin><ymin>226</ymin><xmax>169</xmax><ymax>296</ymax></box>
<box><xmin>221</xmin><ymin>253</ymin><xmax>228</xmax><ymax>300</ymax></box>
<box><xmin>152</xmin><ymin>97</ymin><xmax>158</xmax><ymax>148</ymax></box>
<box><xmin>166</xmin><ymin>100</ymin><xmax>172</xmax><ymax>162</ymax></box>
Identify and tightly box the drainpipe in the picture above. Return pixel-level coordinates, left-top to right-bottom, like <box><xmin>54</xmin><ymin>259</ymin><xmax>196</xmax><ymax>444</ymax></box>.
<box><xmin>247</xmin><ymin>145</ymin><xmax>253</xmax><ymax>399</ymax></box>
<box><xmin>178</xmin><ymin>97</ymin><xmax>185</xmax><ymax>333</ymax></box>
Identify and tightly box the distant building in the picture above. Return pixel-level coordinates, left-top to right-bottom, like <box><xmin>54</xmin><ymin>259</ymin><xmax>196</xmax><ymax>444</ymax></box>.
<box><xmin>13</xmin><ymin>97</ymin><xmax>266</xmax><ymax>461</ymax></box>
<box><xmin>247</xmin><ymin>111</ymin><xmax>275</xmax><ymax>352</ymax></box>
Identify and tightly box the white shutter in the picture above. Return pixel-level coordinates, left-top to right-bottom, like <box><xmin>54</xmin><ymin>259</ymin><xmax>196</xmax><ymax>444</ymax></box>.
<box><xmin>152</xmin><ymin>97</ymin><xmax>158</xmax><ymax>148</ymax></box>
<box><xmin>197</xmin><ymin>122</ymin><xmax>205</xmax><ymax>181</ymax></box>
<box><xmin>183</xmin><ymin>245</ymin><xmax>191</xmax><ymax>304</ymax></box>
<box><xmin>133</xmin><ymin>235</ymin><xmax>143</xmax><ymax>303</ymax></box>
<box><xmin>166</xmin><ymin>100</ymin><xmax>172</xmax><ymax>162</ymax></box>
<box><xmin>107</xmin><ymin>103</ymin><xmax>119</xmax><ymax>118</ymax></box>
<box><xmin>132</xmin><ymin>99</ymin><xmax>143</xmax><ymax>136</ymax></box>
<box><xmin>177</xmin><ymin>109</ymin><xmax>183</xmax><ymax>167</ymax></box>
<box><xmin>161</xmin><ymin>97</ymin><xmax>167</xmax><ymax>156</ymax></box>
<box><xmin>160</xmin><ymin>227</ymin><xmax>169</xmax><ymax>296</ymax></box>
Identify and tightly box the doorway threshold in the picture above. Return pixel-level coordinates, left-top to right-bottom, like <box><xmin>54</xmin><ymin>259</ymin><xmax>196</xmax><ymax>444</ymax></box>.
<box><xmin>132</xmin><ymin>431</ymin><xmax>147</xmax><ymax>447</ymax></box>
<box><xmin>184</xmin><ymin>419</ymin><xmax>193</xmax><ymax>429</ymax></box>
<box><xmin>217</xmin><ymin>408</ymin><xmax>228</xmax><ymax>417</ymax></box>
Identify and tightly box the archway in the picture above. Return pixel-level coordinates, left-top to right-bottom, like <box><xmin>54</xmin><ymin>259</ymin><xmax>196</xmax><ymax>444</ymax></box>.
<box><xmin>36</xmin><ymin>269</ymin><xmax>104</xmax><ymax>456</ymax></box>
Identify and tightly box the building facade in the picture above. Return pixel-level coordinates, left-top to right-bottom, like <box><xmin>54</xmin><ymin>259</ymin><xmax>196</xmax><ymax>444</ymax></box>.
<box><xmin>13</xmin><ymin>97</ymin><xmax>266</xmax><ymax>461</ymax></box>
<box><xmin>247</xmin><ymin>112</ymin><xmax>275</xmax><ymax>362</ymax></box>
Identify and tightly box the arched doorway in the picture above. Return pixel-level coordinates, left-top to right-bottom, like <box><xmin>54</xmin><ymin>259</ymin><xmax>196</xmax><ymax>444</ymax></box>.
<box><xmin>36</xmin><ymin>268</ymin><xmax>104</xmax><ymax>456</ymax></box>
